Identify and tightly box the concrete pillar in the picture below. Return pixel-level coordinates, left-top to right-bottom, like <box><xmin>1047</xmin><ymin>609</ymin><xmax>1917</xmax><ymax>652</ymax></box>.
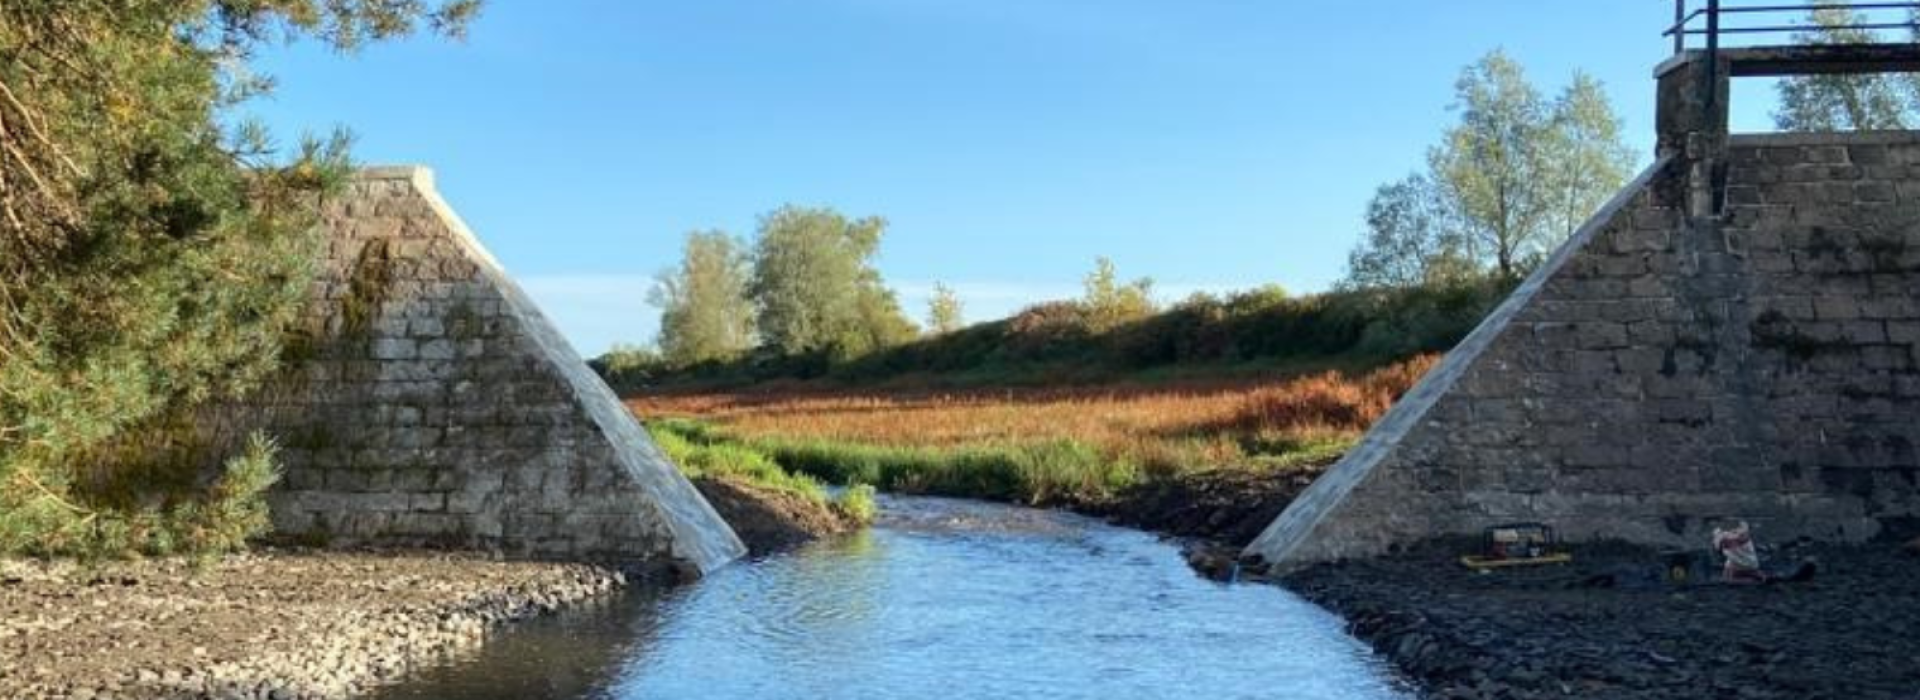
<box><xmin>1654</xmin><ymin>52</ymin><xmax>1731</xmax><ymax>219</ymax></box>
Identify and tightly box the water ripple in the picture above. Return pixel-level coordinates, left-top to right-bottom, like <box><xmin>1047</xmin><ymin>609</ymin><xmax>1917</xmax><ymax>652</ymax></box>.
<box><xmin>374</xmin><ymin>496</ymin><xmax>1411</xmax><ymax>700</ymax></box>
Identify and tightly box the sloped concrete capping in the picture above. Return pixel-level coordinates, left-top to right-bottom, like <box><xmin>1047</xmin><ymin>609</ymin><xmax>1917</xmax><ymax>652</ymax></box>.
<box><xmin>248</xmin><ymin>166</ymin><xmax>744</xmax><ymax>577</ymax></box>
<box><xmin>1251</xmin><ymin>131</ymin><xmax>1920</xmax><ymax>570</ymax></box>
<box><xmin>1243</xmin><ymin>157</ymin><xmax>1678</xmax><ymax>568</ymax></box>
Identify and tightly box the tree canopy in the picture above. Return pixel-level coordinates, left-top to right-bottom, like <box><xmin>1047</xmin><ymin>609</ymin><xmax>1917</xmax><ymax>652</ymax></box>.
<box><xmin>652</xmin><ymin>230</ymin><xmax>755</xmax><ymax>366</ymax></box>
<box><xmin>746</xmin><ymin>205</ymin><xmax>918</xmax><ymax>360</ymax></box>
<box><xmin>1080</xmin><ymin>257</ymin><xmax>1156</xmax><ymax>333</ymax></box>
<box><xmin>1344</xmin><ymin>174</ymin><xmax>1475</xmax><ymax>291</ymax></box>
<box><xmin>0</xmin><ymin>0</ymin><xmax>479</xmax><ymax>556</ymax></box>
<box><xmin>926</xmin><ymin>283</ymin><xmax>965</xmax><ymax>335</ymax></box>
<box><xmin>1774</xmin><ymin>2</ymin><xmax>1919</xmax><ymax>131</ymax></box>
<box><xmin>1346</xmin><ymin>50</ymin><xmax>1634</xmax><ymax>289</ymax></box>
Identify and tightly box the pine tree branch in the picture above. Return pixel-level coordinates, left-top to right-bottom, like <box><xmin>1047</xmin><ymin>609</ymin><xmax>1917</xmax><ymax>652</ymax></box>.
<box><xmin>0</xmin><ymin>77</ymin><xmax>82</xmax><ymax>181</ymax></box>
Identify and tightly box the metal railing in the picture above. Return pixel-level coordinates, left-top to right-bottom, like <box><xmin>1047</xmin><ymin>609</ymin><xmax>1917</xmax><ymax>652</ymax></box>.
<box><xmin>1665</xmin><ymin>1</ymin><xmax>1920</xmax><ymax>54</ymax></box>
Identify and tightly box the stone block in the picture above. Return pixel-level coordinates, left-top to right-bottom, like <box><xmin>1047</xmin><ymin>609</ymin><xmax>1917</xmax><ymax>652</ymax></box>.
<box><xmin>213</xmin><ymin>168</ymin><xmax>743</xmax><ymax>575</ymax></box>
<box><xmin>1857</xmin><ymin>181</ymin><xmax>1897</xmax><ymax>203</ymax></box>
<box><xmin>418</xmin><ymin>339</ymin><xmax>457</xmax><ymax>361</ymax></box>
<box><xmin>446</xmin><ymin>488</ymin><xmax>492</xmax><ymax>515</ymax></box>
<box><xmin>1250</xmin><ymin>136</ymin><xmax>1920</xmax><ymax>568</ymax></box>
<box><xmin>1888</xmin><ymin>321</ymin><xmax>1920</xmax><ymax>344</ymax></box>
<box><xmin>1842</xmin><ymin>320</ymin><xmax>1888</xmax><ymax>344</ymax></box>
<box><xmin>369</xmin><ymin>338</ymin><xmax>416</xmax><ymax>360</ymax></box>
<box><xmin>1575</xmin><ymin>322</ymin><xmax>1630</xmax><ymax>350</ymax></box>
<box><xmin>1814</xmin><ymin>296</ymin><xmax>1863</xmax><ymax>321</ymax></box>
<box><xmin>408</xmin><ymin>493</ymin><xmax>447</xmax><ymax>512</ymax></box>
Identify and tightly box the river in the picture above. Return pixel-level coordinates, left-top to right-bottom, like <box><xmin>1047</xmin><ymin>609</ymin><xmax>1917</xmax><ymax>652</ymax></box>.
<box><xmin>372</xmin><ymin>495</ymin><xmax>1409</xmax><ymax>699</ymax></box>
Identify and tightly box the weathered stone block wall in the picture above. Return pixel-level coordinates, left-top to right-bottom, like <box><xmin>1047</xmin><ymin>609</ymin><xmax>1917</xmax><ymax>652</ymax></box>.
<box><xmin>1248</xmin><ymin>132</ymin><xmax>1920</xmax><ymax>567</ymax></box>
<box><xmin>232</xmin><ymin>167</ymin><xmax>743</xmax><ymax>577</ymax></box>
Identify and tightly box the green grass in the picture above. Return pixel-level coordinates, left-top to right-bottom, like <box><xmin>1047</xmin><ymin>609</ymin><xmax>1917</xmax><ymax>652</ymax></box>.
<box><xmin>654</xmin><ymin>419</ymin><xmax>1146</xmax><ymax>507</ymax></box>
<box><xmin>648</xmin><ymin>418</ymin><xmax>881</xmax><ymax>520</ymax></box>
<box><xmin>1238</xmin><ymin>433</ymin><xmax>1358</xmax><ymax>471</ymax></box>
<box><xmin>650</xmin><ymin>414</ymin><xmax>1358</xmax><ymax>515</ymax></box>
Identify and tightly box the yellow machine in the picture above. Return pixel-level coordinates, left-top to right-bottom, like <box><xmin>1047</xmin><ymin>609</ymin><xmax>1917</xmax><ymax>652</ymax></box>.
<box><xmin>1460</xmin><ymin>522</ymin><xmax>1572</xmax><ymax>570</ymax></box>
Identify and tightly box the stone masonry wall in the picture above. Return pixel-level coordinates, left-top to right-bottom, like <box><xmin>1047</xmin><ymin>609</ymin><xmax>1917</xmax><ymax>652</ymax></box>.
<box><xmin>1247</xmin><ymin>132</ymin><xmax>1920</xmax><ymax>567</ymax></box>
<box><xmin>229</xmin><ymin>167</ymin><xmax>744</xmax><ymax>577</ymax></box>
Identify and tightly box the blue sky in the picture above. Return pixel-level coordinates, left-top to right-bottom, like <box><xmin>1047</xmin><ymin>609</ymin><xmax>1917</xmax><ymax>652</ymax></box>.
<box><xmin>249</xmin><ymin>2</ymin><xmax>1786</xmax><ymax>355</ymax></box>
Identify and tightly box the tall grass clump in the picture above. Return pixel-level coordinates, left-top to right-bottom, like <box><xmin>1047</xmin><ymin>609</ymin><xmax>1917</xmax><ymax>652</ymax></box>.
<box><xmin>1215</xmin><ymin>354</ymin><xmax>1440</xmax><ymax>435</ymax></box>
<box><xmin>833</xmin><ymin>484</ymin><xmax>878</xmax><ymax>525</ymax></box>
<box><xmin>649</xmin><ymin>418</ymin><xmax>887</xmax><ymax>522</ymax></box>
<box><xmin>649</xmin><ymin>419</ymin><xmax>826</xmax><ymax>502</ymax></box>
<box><xmin>734</xmin><ymin>435</ymin><xmax>1135</xmax><ymax>507</ymax></box>
<box><xmin>632</xmin><ymin>354</ymin><xmax>1442</xmax><ymax>508</ymax></box>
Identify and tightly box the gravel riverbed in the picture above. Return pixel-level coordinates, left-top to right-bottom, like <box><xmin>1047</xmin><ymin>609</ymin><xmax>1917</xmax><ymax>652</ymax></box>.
<box><xmin>0</xmin><ymin>551</ymin><xmax>625</xmax><ymax>699</ymax></box>
<box><xmin>1269</xmin><ymin>538</ymin><xmax>1920</xmax><ymax>699</ymax></box>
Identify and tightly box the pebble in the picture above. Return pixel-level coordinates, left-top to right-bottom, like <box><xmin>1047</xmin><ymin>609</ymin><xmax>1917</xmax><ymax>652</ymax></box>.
<box><xmin>2</xmin><ymin>553</ymin><xmax>627</xmax><ymax>700</ymax></box>
<box><xmin>1279</xmin><ymin>540</ymin><xmax>1920</xmax><ymax>700</ymax></box>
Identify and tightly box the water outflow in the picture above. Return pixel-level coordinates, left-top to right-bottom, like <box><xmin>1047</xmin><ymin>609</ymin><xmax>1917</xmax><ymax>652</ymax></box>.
<box><xmin>375</xmin><ymin>496</ymin><xmax>1409</xmax><ymax>700</ymax></box>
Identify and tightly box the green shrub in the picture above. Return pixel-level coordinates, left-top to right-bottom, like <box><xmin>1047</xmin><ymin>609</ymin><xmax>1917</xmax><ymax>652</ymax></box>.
<box><xmin>0</xmin><ymin>431</ymin><xmax>283</xmax><ymax>560</ymax></box>
<box><xmin>735</xmin><ymin>431</ymin><xmax>1133</xmax><ymax>507</ymax></box>
<box><xmin>0</xmin><ymin>0</ymin><xmax>476</xmax><ymax>559</ymax></box>
<box><xmin>833</xmin><ymin>483</ymin><xmax>878</xmax><ymax>525</ymax></box>
<box><xmin>171</xmin><ymin>433</ymin><xmax>284</xmax><ymax>555</ymax></box>
<box><xmin>590</xmin><ymin>344</ymin><xmax>672</xmax><ymax>394</ymax></box>
<box><xmin>602</xmin><ymin>276</ymin><xmax>1512</xmax><ymax>395</ymax></box>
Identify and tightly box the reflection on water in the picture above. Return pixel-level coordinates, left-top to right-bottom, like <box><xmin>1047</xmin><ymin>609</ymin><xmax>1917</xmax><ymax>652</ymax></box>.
<box><xmin>372</xmin><ymin>496</ymin><xmax>1408</xmax><ymax>700</ymax></box>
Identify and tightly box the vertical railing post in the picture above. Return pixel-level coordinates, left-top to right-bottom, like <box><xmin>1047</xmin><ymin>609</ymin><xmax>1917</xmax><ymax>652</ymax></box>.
<box><xmin>1705</xmin><ymin>0</ymin><xmax>1720</xmax><ymax>113</ymax></box>
<box><xmin>1674</xmin><ymin>0</ymin><xmax>1687</xmax><ymax>54</ymax></box>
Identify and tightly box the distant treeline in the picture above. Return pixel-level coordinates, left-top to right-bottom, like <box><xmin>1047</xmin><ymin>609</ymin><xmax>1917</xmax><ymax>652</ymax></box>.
<box><xmin>593</xmin><ymin>277</ymin><xmax>1513</xmax><ymax>392</ymax></box>
<box><xmin>600</xmin><ymin>49</ymin><xmax>1643</xmax><ymax>394</ymax></box>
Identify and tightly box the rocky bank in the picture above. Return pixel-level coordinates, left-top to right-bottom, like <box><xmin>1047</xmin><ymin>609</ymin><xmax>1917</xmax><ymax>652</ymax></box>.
<box><xmin>1091</xmin><ymin>462</ymin><xmax>1326</xmax><ymax>547</ymax></box>
<box><xmin>1268</xmin><ymin>538</ymin><xmax>1920</xmax><ymax>699</ymax></box>
<box><xmin>0</xmin><ymin>551</ymin><xmax>624</xmax><ymax>699</ymax></box>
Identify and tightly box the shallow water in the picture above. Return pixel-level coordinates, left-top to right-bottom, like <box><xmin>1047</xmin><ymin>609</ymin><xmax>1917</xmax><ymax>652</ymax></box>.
<box><xmin>373</xmin><ymin>496</ymin><xmax>1409</xmax><ymax>700</ymax></box>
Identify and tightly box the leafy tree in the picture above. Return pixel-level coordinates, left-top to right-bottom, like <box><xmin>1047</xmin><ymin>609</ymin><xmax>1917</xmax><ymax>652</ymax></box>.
<box><xmin>1774</xmin><ymin>1</ymin><xmax>1915</xmax><ymax>131</ymax></box>
<box><xmin>652</xmin><ymin>230</ymin><xmax>754</xmax><ymax>366</ymax></box>
<box><xmin>1429</xmin><ymin>50</ymin><xmax>1559</xmax><ymax>279</ymax></box>
<box><xmin>853</xmin><ymin>280</ymin><xmax>920</xmax><ymax>353</ymax></box>
<box><xmin>926</xmin><ymin>283</ymin><xmax>965</xmax><ymax>335</ymax></box>
<box><xmin>1546</xmin><ymin>72</ymin><xmax>1635</xmax><ymax>240</ymax></box>
<box><xmin>747</xmin><ymin>205</ymin><xmax>916</xmax><ymax>359</ymax></box>
<box><xmin>1343</xmin><ymin>174</ymin><xmax>1475</xmax><ymax>290</ymax></box>
<box><xmin>0</xmin><ymin>0</ymin><xmax>479</xmax><ymax>556</ymax></box>
<box><xmin>1081</xmin><ymin>257</ymin><xmax>1155</xmax><ymax>333</ymax></box>
<box><xmin>1350</xmin><ymin>51</ymin><xmax>1633</xmax><ymax>290</ymax></box>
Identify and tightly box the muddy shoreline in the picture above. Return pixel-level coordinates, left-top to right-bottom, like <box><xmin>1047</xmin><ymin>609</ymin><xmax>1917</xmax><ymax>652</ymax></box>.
<box><xmin>0</xmin><ymin>551</ymin><xmax>625</xmax><ymax>699</ymax></box>
<box><xmin>1265</xmin><ymin>538</ymin><xmax>1920</xmax><ymax>699</ymax></box>
<box><xmin>713</xmin><ymin>464</ymin><xmax>1920</xmax><ymax>700</ymax></box>
<box><xmin>1060</xmin><ymin>467</ymin><xmax>1920</xmax><ymax>699</ymax></box>
<box><xmin>691</xmin><ymin>476</ymin><xmax>857</xmax><ymax>556</ymax></box>
<box><xmin>12</xmin><ymin>468</ymin><xmax>1914</xmax><ymax>700</ymax></box>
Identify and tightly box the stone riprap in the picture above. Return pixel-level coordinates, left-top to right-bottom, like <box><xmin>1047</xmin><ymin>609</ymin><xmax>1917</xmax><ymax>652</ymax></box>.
<box><xmin>0</xmin><ymin>552</ymin><xmax>627</xmax><ymax>699</ymax></box>
<box><xmin>230</xmin><ymin>167</ymin><xmax>743</xmax><ymax>577</ymax></box>
<box><xmin>1248</xmin><ymin>132</ymin><xmax>1920</xmax><ymax>568</ymax></box>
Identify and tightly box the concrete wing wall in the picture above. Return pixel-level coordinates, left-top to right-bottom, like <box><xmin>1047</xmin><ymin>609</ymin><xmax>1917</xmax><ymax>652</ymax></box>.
<box><xmin>1249</xmin><ymin>133</ymin><xmax>1920</xmax><ymax>569</ymax></box>
<box><xmin>252</xmin><ymin>167</ymin><xmax>744</xmax><ymax>577</ymax></box>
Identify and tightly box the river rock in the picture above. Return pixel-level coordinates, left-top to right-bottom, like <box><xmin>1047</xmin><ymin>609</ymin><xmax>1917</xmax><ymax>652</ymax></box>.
<box><xmin>0</xmin><ymin>551</ymin><xmax>625</xmax><ymax>699</ymax></box>
<box><xmin>1279</xmin><ymin>539</ymin><xmax>1920</xmax><ymax>699</ymax></box>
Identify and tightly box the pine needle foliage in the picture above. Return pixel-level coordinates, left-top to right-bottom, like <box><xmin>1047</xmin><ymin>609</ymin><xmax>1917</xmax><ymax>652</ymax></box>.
<box><xmin>0</xmin><ymin>0</ymin><xmax>479</xmax><ymax>557</ymax></box>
